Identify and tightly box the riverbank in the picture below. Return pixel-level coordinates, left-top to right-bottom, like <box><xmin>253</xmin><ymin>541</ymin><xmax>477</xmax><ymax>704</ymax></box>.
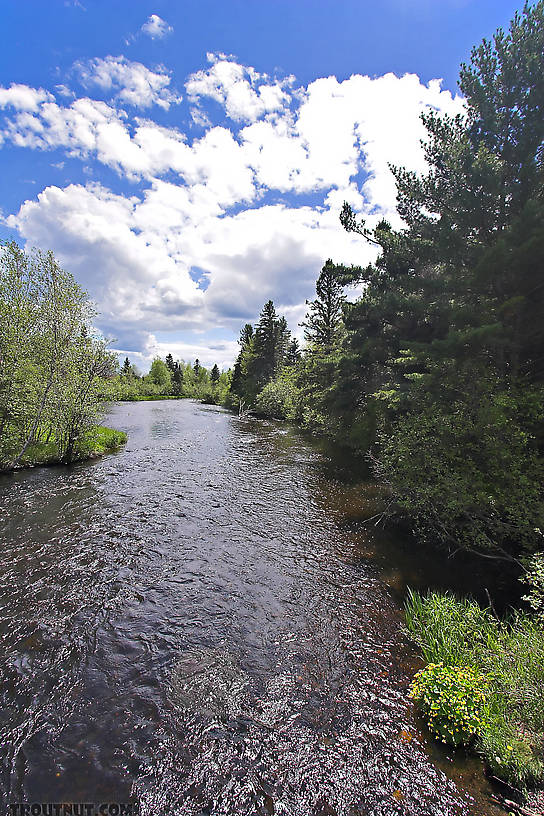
<box><xmin>405</xmin><ymin>590</ymin><xmax>544</xmax><ymax>811</ymax></box>
<box><xmin>0</xmin><ymin>425</ymin><xmax>127</xmax><ymax>472</ymax></box>
<box><xmin>119</xmin><ymin>394</ymin><xmax>189</xmax><ymax>401</ymax></box>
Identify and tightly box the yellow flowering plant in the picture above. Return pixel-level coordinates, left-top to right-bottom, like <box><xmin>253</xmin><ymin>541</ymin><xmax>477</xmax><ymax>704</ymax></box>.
<box><xmin>410</xmin><ymin>662</ymin><xmax>489</xmax><ymax>747</ymax></box>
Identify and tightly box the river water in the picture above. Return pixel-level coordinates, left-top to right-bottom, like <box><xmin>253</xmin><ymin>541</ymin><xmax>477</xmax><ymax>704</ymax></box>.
<box><xmin>0</xmin><ymin>400</ymin><xmax>505</xmax><ymax>815</ymax></box>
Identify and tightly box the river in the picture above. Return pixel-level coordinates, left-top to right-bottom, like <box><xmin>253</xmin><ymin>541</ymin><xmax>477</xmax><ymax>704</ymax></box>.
<box><xmin>0</xmin><ymin>399</ymin><xmax>505</xmax><ymax>815</ymax></box>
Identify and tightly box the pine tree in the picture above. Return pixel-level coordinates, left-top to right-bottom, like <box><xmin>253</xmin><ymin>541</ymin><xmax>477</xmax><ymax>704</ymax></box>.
<box><xmin>302</xmin><ymin>259</ymin><xmax>345</xmax><ymax>351</ymax></box>
<box><xmin>285</xmin><ymin>338</ymin><xmax>301</xmax><ymax>366</ymax></box>
<box><xmin>252</xmin><ymin>300</ymin><xmax>290</xmax><ymax>387</ymax></box>
<box><xmin>231</xmin><ymin>324</ymin><xmax>254</xmax><ymax>398</ymax></box>
<box><xmin>210</xmin><ymin>364</ymin><xmax>220</xmax><ymax>383</ymax></box>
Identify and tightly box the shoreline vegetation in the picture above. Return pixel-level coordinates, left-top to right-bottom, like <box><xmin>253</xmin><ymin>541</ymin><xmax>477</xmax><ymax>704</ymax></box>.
<box><xmin>0</xmin><ymin>425</ymin><xmax>127</xmax><ymax>473</ymax></box>
<box><xmin>1</xmin><ymin>1</ymin><xmax>542</xmax><ymax>809</ymax></box>
<box><xmin>406</xmin><ymin>591</ymin><xmax>544</xmax><ymax>795</ymax></box>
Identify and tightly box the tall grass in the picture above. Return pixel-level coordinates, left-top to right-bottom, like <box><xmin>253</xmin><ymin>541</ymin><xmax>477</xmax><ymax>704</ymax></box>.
<box><xmin>405</xmin><ymin>590</ymin><xmax>544</xmax><ymax>788</ymax></box>
<box><xmin>16</xmin><ymin>426</ymin><xmax>127</xmax><ymax>468</ymax></box>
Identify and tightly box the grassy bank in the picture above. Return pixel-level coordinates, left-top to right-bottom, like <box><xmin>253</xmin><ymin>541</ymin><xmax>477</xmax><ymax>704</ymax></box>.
<box><xmin>405</xmin><ymin>591</ymin><xmax>544</xmax><ymax>791</ymax></box>
<box><xmin>1</xmin><ymin>426</ymin><xmax>127</xmax><ymax>471</ymax></box>
<box><xmin>118</xmin><ymin>394</ymin><xmax>189</xmax><ymax>401</ymax></box>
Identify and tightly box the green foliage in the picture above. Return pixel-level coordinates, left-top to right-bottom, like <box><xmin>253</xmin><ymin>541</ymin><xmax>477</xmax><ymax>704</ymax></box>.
<box><xmin>409</xmin><ymin>663</ymin><xmax>489</xmax><ymax>747</ymax></box>
<box><xmin>521</xmin><ymin>552</ymin><xmax>544</xmax><ymax>620</ymax></box>
<box><xmin>107</xmin><ymin>354</ymin><xmax>227</xmax><ymax>403</ymax></box>
<box><xmin>375</xmin><ymin>377</ymin><xmax>544</xmax><ymax>558</ymax></box>
<box><xmin>229</xmin><ymin>301</ymin><xmax>293</xmax><ymax>409</ymax></box>
<box><xmin>405</xmin><ymin>591</ymin><xmax>544</xmax><ymax>786</ymax></box>
<box><xmin>255</xmin><ymin>367</ymin><xmax>300</xmax><ymax>419</ymax></box>
<box><xmin>148</xmin><ymin>357</ymin><xmax>172</xmax><ymax>391</ymax></box>
<box><xmin>302</xmin><ymin>259</ymin><xmax>345</xmax><ymax>350</ymax></box>
<box><xmin>0</xmin><ymin>241</ymin><xmax>116</xmax><ymax>468</ymax></box>
<box><xmin>14</xmin><ymin>425</ymin><xmax>126</xmax><ymax>468</ymax></box>
<box><xmin>74</xmin><ymin>426</ymin><xmax>127</xmax><ymax>458</ymax></box>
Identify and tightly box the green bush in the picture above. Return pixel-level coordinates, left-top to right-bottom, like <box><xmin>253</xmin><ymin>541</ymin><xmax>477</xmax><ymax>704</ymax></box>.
<box><xmin>376</xmin><ymin>384</ymin><xmax>544</xmax><ymax>560</ymax></box>
<box><xmin>405</xmin><ymin>590</ymin><xmax>544</xmax><ymax>787</ymax></box>
<box><xmin>255</xmin><ymin>369</ymin><xmax>300</xmax><ymax>419</ymax></box>
<box><xmin>522</xmin><ymin>552</ymin><xmax>544</xmax><ymax>621</ymax></box>
<box><xmin>75</xmin><ymin>426</ymin><xmax>127</xmax><ymax>458</ymax></box>
<box><xmin>2</xmin><ymin>425</ymin><xmax>127</xmax><ymax>470</ymax></box>
<box><xmin>410</xmin><ymin>662</ymin><xmax>489</xmax><ymax>747</ymax></box>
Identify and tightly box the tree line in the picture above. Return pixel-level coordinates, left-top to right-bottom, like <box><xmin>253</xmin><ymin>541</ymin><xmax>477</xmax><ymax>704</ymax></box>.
<box><xmin>107</xmin><ymin>354</ymin><xmax>229</xmax><ymax>403</ymax></box>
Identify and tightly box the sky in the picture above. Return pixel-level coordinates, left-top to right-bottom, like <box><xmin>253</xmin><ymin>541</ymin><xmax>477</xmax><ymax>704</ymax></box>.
<box><xmin>0</xmin><ymin>0</ymin><xmax>523</xmax><ymax>371</ymax></box>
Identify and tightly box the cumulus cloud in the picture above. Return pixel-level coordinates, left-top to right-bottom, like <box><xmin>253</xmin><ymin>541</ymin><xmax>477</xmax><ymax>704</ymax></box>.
<box><xmin>0</xmin><ymin>84</ymin><xmax>53</xmax><ymax>111</ymax></box>
<box><xmin>186</xmin><ymin>53</ymin><xmax>293</xmax><ymax>123</ymax></box>
<box><xmin>1</xmin><ymin>55</ymin><xmax>464</xmax><ymax>366</ymax></box>
<box><xmin>141</xmin><ymin>14</ymin><xmax>173</xmax><ymax>39</ymax></box>
<box><xmin>74</xmin><ymin>56</ymin><xmax>182</xmax><ymax>110</ymax></box>
<box><xmin>6</xmin><ymin>183</ymin><xmax>204</xmax><ymax>343</ymax></box>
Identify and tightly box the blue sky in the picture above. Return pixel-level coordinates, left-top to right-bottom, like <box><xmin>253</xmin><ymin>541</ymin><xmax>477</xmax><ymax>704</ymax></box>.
<box><xmin>0</xmin><ymin>0</ymin><xmax>523</xmax><ymax>370</ymax></box>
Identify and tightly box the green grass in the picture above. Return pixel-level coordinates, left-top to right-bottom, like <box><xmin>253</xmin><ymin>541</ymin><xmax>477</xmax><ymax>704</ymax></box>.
<box><xmin>72</xmin><ymin>425</ymin><xmax>128</xmax><ymax>458</ymax></box>
<box><xmin>405</xmin><ymin>590</ymin><xmax>544</xmax><ymax>788</ymax></box>
<box><xmin>11</xmin><ymin>425</ymin><xmax>127</xmax><ymax>469</ymax></box>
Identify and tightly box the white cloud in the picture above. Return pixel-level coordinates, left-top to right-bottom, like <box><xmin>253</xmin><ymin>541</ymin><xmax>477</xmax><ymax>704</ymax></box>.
<box><xmin>241</xmin><ymin>71</ymin><xmax>463</xmax><ymax>211</ymax></box>
<box><xmin>186</xmin><ymin>54</ymin><xmax>293</xmax><ymax>123</ymax></box>
<box><xmin>6</xmin><ymin>179</ymin><xmax>370</xmax><ymax>357</ymax></box>
<box><xmin>0</xmin><ymin>64</ymin><xmax>463</xmax><ymax>214</ymax></box>
<box><xmin>74</xmin><ymin>56</ymin><xmax>182</xmax><ymax>110</ymax></box>
<box><xmin>6</xmin><ymin>183</ymin><xmax>204</xmax><ymax>343</ymax></box>
<box><xmin>141</xmin><ymin>14</ymin><xmax>173</xmax><ymax>39</ymax></box>
<box><xmin>0</xmin><ymin>84</ymin><xmax>53</xmax><ymax>111</ymax></box>
<box><xmin>1</xmin><ymin>55</ymin><xmax>465</xmax><ymax>366</ymax></box>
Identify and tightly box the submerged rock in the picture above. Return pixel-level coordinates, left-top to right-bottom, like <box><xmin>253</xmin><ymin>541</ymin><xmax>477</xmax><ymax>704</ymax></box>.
<box><xmin>169</xmin><ymin>647</ymin><xmax>250</xmax><ymax>719</ymax></box>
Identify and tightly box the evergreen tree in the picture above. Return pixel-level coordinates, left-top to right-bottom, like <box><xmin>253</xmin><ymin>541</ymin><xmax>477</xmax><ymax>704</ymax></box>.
<box><xmin>210</xmin><ymin>364</ymin><xmax>220</xmax><ymax>384</ymax></box>
<box><xmin>302</xmin><ymin>259</ymin><xmax>345</xmax><ymax>351</ymax></box>
<box><xmin>285</xmin><ymin>338</ymin><xmax>302</xmax><ymax>366</ymax></box>
<box><xmin>172</xmin><ymin>363</ymin><xmax>184</xmax><ymax>395</ymax></box>
<box><xmin>251</xmin><ymin>300</ymin><xmax>290</xmax><ymax>388</ymax></box>
<box><xmin>231</xmin><ymin>324</ymin><xmax>254</xmax><ymax>399</ymax></box>
<box><xmin>165</xmin><ymin>353</ymin><xmax>176</xmax><ymax>373</ymax></box>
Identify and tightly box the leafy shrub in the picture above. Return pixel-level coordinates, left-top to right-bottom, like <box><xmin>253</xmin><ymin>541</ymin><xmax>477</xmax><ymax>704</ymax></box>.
<box><xmin>405</xmin><ymin>591</ymin><xmax>544</xmax><ymax>787</ymax></box>
<box><xmin>522</xmin><ymin>552</ymin><xmax>544</xmax><ymax>620</ymax></box>
<box><xmin>410</xmin><ymin>662</ymin><xmax>489</xmax><ymax>747</ymax></box>
<box><xmin>75</xmin><ymin>426</ymin><xmax>127</xmax><ymax>457</ymax></box>
<box><xmin>255</xmin><ymin>371</ymin><xmax>299</xmax><ymax>419</ymax></box>
<box><xmin>375</xmin><ymin>382</ymin><xmax>544</xmax><ymax>559</ymax></box>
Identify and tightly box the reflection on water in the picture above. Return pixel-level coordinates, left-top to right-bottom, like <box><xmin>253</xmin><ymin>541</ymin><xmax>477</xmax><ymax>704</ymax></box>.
<box><xmin>0</xmin><ymin>400</ymin><xmax>505</xmax><ymax>814</ymax></box>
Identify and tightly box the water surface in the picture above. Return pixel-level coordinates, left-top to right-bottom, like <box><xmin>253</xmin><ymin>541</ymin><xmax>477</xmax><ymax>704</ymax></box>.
<box><xmin>0</xmin><ymin>400</ymin><xmax>504</xmax><ymax>815</ymax></box>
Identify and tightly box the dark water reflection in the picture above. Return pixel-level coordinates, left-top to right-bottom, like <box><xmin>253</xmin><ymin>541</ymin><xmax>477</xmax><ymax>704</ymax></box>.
<box><xmin>0</xmin><ymin>400</ymin><xmax>505</xmax><ymax>814</ymax></box>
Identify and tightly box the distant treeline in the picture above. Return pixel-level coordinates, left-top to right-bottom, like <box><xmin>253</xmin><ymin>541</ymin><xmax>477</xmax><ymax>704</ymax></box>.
<box><xmin>106</xmin><ymin>355</ymin><xmax>230</xmax><ymax>404</ymax></box>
